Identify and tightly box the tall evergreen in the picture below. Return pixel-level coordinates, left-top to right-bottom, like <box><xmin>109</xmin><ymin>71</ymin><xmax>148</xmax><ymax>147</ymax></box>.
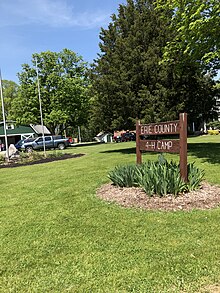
<box><xmin>91</xmin><ymin>0</ymin><xmax>171</xmax><ymax>131</ymax></box>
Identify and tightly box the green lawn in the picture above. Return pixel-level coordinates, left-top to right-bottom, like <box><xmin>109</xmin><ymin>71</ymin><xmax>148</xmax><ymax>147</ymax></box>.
<box><xmin>0</xmin><ymin>135</ymin><xmax>220</xmax><ymax>292</ymax></box>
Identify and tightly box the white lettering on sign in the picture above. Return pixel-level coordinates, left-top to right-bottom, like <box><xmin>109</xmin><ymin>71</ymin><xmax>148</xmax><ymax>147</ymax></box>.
<box><xmin>145</xmin><ymin>141</ymin><xmax>156</xmax><ymax>150</ymax></box>
<box><xmin>157</xmin><ymin>140</ymin><xmax>173</xmax><ymax>150</ymax></box>
<box><xmin>140</xmin><ymin>122</ymin><xmax>179</xmax><ymax>135</ymax></box>
<box><xmin>145</xmin><ymin>140</ymin><xmax>173</xmax><ymax>151</ymax></box>
<box><xmin>141</xmin><ymin>125</ymin><xmax>152</xmax><ymax>135</ymax></box>
<box><xmin>154</xmin><ymin>123</ymin><xmax>178</xmax><ymax>134</ymax></box>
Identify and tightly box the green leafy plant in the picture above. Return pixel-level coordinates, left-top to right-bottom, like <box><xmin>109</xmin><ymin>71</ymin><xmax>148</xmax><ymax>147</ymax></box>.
<box><xmin>0</xmin><ymin>151</ymin><xmax>68</xmax><ymax>166</ymax></box>
<box><xmin>108</xmin><ymin>164</ymin><xmax>140</xmax><ymax>187</ymax></box>
<box><xmin>108</xmin><ymin>155</ymin><xmax>204</xmax><ymax>196</ymax></box>
<box><xmin>187</xmin><ymin>163</ymin><xmax>205</xmax><ymax>191</ymax></box>
<box><xmin>207</xmin><ymin>121</ymin><xmax>220</xmax><ymax>130</ymax></box>
<box><xmin>0</xmin><ymin>155</ymin><xmax>5</xmax><ymax>164</ymax></box>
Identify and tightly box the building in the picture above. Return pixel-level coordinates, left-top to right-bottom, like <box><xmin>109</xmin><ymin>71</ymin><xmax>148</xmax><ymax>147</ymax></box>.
<box><xmin>0</xmin><ymin>121</ymin><xmax>51</xmax><ymax>145</ymax></box>
<box><xmin>94</xmin><ymin>132</ymin><xmax>113</xmax><ymax>143</ymax></box>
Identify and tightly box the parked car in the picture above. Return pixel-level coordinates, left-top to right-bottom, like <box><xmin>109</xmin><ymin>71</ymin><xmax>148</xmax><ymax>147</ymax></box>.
<box><xmin>15</xmin><ymin>135</ymin><xmax>70</xmax><ymax>152</ymax></box>
<box><xmin>113</xmin><ymin>135</ymin><xmax>122</xmax><ymax>143</ymax></box>
<box><xmin>121</xmin><ymin>132</ymin><xmax>136</xmax><ymax>142</ymax></box>
<box><xmin>113</xmin><ymin>132</ymin><xmax>136</xmax><ymax>142</ymax></box>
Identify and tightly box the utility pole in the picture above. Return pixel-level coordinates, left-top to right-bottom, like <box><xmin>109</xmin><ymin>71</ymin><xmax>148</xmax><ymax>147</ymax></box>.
<box><xmin>0</xmin><ymin>69</ymin><xmax>9</xmax><ymax>162</ymax></box>
<box><xmin>78</xmin><ymin>126</ymin><xmax>81</xmax><ymax>143</ymax></box>
<box><xmin>35</xmin><ymin>59</ymin><xmax>46</xmax><ymax>158</ymax></box>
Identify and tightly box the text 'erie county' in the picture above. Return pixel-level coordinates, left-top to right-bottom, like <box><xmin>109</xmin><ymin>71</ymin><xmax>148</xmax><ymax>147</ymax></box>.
<box><xmin>140</xmin><ymin>122</ymin><xmax>179</xmax><ymax>135</ymax></box>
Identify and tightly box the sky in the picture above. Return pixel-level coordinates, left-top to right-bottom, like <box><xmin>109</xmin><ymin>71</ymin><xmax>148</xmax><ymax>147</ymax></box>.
<box><xmin>0</xmin><ymin>0</ymin><xmax>125</xmax><ymax>83</ymax></box>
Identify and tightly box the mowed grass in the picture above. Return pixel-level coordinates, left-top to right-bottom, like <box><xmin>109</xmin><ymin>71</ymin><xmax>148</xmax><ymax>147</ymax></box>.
<box><xmin>0</xmin><ymin>135</ymin><xmax>220</xmax><ymax>292</ymax></box>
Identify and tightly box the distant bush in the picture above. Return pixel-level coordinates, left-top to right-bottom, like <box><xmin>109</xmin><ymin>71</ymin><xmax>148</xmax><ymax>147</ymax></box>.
<box><xmin>207</xmin><ymin>121</ymin><xmax>220</xmax><ymax>130</ymax></box>
<box><xmin>0</xmin><ymin>150</ymin><xmax>67</xmax><ymax>166</ymax></box>
<box><xmin>207</xmin><ymin>130</ymin><xmax>219</xmax><ymax>135</ymax></box>
<box><xmin>108</xmin><ymin>155</ymin><xmax>204</xmax><ymax>196</ymax></box>
<box><xmin>0</xmin><ymin>155</ymin><xmax>4</xmax><ymax>164</ymax></box>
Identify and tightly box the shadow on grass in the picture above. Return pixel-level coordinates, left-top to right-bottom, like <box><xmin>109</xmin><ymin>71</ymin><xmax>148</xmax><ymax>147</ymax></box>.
<box><xmin>101</xmin><ymin>147</ymin><xmax>158</xmax><ymax>158</ymax></box>
<box><xmin>101</xmin><ymin>143</ymin><xmax>220</xmax><ymax>164</ymax></box>
<box><xmin>101</xmin><ymin>147</ymin><xmax>137</xmax><ymax>155</ymax></box>
<box><xmin>188</xmin><ymin>143</ymin><xmax>220</xmax><ymax>164</ymax></box>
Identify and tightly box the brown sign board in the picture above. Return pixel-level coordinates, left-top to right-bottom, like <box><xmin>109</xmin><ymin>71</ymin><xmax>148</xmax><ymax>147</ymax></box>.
<box><xmin>136</xmin><ymin>113</ymin><xmax>188</xmax><ymax>182</ymax></box>
<box><xmin>139</xmin><ymin>120</ymin><xmax>180</xmax><ymax>136</ymax></box>
<box><xmin>139</xmin><ymin>139</ymin><xmax>179</xmax><ymax>153</ymax></box>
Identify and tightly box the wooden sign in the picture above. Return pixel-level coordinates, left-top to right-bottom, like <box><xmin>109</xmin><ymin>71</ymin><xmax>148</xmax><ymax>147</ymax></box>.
<box><xmin>136</xmin><ymin>113</ymin><xmax>188</xmax><ymax>182</ymax></box>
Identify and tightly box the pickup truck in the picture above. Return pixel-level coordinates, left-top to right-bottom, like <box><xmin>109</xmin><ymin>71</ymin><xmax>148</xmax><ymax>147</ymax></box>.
<box><xmin>15</xmin><ymin>135</ymin><xmax>70</xmax><ymax>152</ymax></box>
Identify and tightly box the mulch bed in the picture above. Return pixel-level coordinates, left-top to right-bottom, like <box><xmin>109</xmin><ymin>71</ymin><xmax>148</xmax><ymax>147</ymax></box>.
<box><xmin>97</xmin><ymin>182</ymin><xmax>220</xmax><ymax>211</ymax></box>
<box><xmin>0</xmin><ymin>153</ymin><xmax>84</xmax><ymax>168</ymax></box>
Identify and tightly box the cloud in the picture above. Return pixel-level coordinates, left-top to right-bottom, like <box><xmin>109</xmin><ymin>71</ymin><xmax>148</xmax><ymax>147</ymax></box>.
<box><xmin>0</xmin><ymin>0</ymin><xmax>111</xmax><ymax>28</ymax></box>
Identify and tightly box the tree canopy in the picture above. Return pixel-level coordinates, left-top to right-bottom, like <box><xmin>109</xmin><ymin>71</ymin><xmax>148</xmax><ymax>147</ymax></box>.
<box><xmin>90</xmin><ymin>0</ymin><xmax>172</xmax><ymax>131</ymax></box>
<box><xmin>11</xmin><ymin>49</ymin><xmax>90</xmax><ymax>134</ymax></box>
<box><xmin>0</xmin><ymin>80</ymin><xmax>19</xmax><ymax>119</ymax></box>
<box><xmin>155</xmin><ymin>0</ymin><xmax>220</xmax><ymax>75</ymax></box>
<box><xmin>90</xmin><ymin>0</ymin><xmax>218</xmax><ymax>131</ymax></box>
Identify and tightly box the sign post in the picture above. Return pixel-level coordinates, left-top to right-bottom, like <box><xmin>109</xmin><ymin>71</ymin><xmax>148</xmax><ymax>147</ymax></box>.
<box><xmin>136</xmin><ymin>113</ymin><xmax>188</xmax><ymax>182</ymax></box>
<box><xmin>179</xmin><ymin>113</ymin><xmax>187</xmax><ymax>182</ymax></box>
<box><xmin>136</xmin><ymin>120</ymin><xmax>142</xmax><ymax>164</ymax></box>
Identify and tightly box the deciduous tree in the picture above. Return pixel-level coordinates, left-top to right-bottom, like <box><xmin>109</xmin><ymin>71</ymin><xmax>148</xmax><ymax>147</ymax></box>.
<box><xmin>155</xmin><ymin>0</ymin><xmax>220</xmax><ymax>75</ymax></box>
<box><xmin>11</xmin><ymin>49</ymin><xmax>90</xmax><ymax>134</ymax></box>
<box><xmin>0</xmin><ymin>80</ymin><xmax>19</xmax><ymax>119</ymax></box>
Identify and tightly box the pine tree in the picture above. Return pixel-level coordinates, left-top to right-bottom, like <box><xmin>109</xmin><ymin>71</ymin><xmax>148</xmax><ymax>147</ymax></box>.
<box><xmin>90</xmin><ymin>0</ymin><xmax>170</xmax><ymax>131</ymax></box>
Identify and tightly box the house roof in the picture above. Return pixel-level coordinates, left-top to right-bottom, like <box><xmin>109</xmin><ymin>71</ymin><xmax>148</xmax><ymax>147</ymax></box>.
<box><xmin>0</xmin><ymin>122</ymin><xmax>51</xmax><ymax>136</ymax></box>
<box><xmin>30</xmin><ymin>124</ymin><xmax>51</xmax><ymax>135</ymax></box>
<box><xmin>0</xmin><ymin>125</ymin><xmax>34</xmax><ymax>136</ymax></box>
<box><xmin>96</xmin><ymin>132</ymin><xmax>113</xmax><ymax>138</ymax></box>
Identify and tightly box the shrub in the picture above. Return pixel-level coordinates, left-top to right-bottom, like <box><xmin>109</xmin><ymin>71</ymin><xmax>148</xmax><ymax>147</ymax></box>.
<box><xmin>207</xmin><ymin>121</ymin><xmax>220</xmax><ymax>130</ymax></box>
<box><xmin>187</xmin><ymin>163</ymin><xmax>205</xmax><ymax>191</ymax></box>
<box><xmin>108</xmin><ymin>155</ymin><xmax>204</xmax><ymax>196</ymax></box>
<box><xmin>0</xmin><ymin>151</ymin><xmax>67</xmax><ymax>166</ymax></box>
<box><xmin>207</xmin><ymin>129</ymin><xmax>219</xmax><ymax>135</ymax></box>
<box><xmin>108</xmin><ymin>164</ymin><xmax>140</xmax><ymax>187</ymax></box>
<box><xmin>0</xmin><ymin>155</ymin><xmax>5</xmax><ymax>164</ymax></box>
<box><xmin>18</xmin><ymin>151</ymin><xmax>44</xmax><ymax>163</ymax></box>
